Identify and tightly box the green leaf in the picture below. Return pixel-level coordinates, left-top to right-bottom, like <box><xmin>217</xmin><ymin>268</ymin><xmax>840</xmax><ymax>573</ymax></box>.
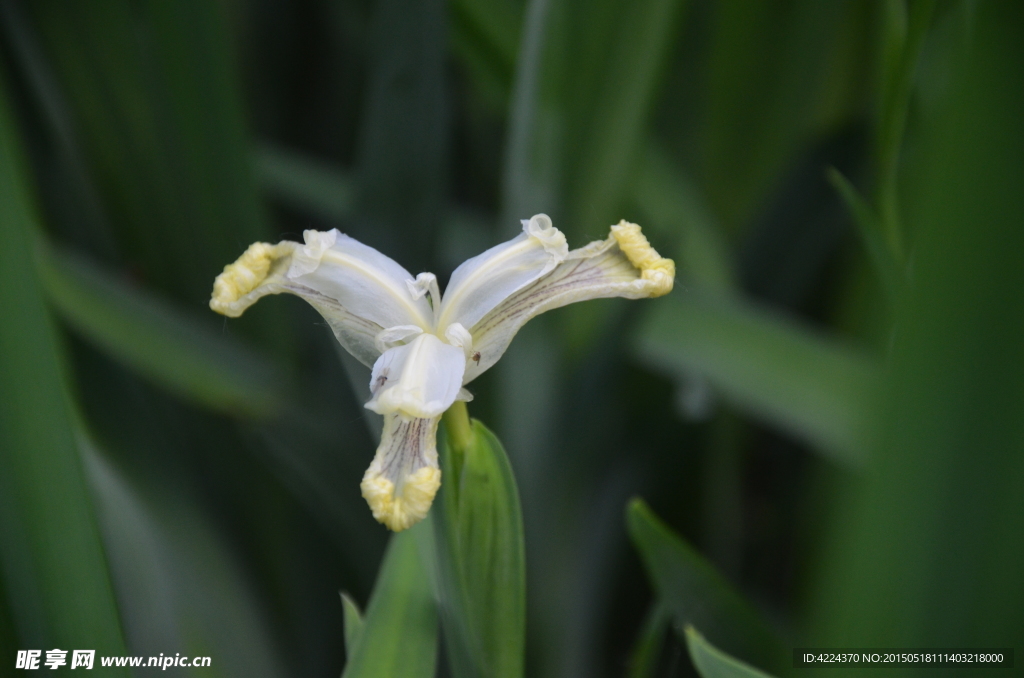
<box><xmin>354</xmin><ymin>0</ymin><xmax>448</xmax><ymax>273</ymax></box>
<box><xmin>433</xmin><ymin>404</ymin><xmax>526</xmax><ymax>678</ymax></box>
<box><xmin>635</xmin><ymin>290</ymin><xmax>880</xmax><ymax>465</ymax></box>
<box><xmin>342</xmin><ymin>525</ymin><xmax>438</xmax><ymax>678</ymax></box>
<box><xmin>0</xmin><ymin>63</ymin><xmax>129</xmax><ymax>667</ymax></box>
<box><xmin>84</xmin><ymin>441</ymin><xmax>289</xmax><ymax>677</ymax></box>
<box><xmin>27</xmin><ymin>0</ymin><xmax>272</xmax><ymax>308</ymax></box>
<box><xmin>813</xmin><ymin>2</ymin><xmax>1024</xmax><ymax>650</ymax></box>
<box><xmin>341</xmin><ymin>593</ymin><xmax>365</xmax><ymax>655</ymax></box>
<box><xmin>699</xmin><ymin>1</ymin><xmax>851</xmax><ymax>231</ymax></box>
<box><xmin>633</xmin><ymin>144</ymin><xmax>736</xmax><ymax>296</ymax></box>
<box><xmin>626</xmin><ymin>499</ymin><xmax>781</xmax><ymax>672</ymax></box>
<box><xmin>568</xmin><ymin>0</ymin><xmax>687</xmax><ymax>241</ymax></box>
<box><xmin>504</xmin><ymin>0</ymin><xmax>686</xmax><ymax>240</ymax></box>
<box><xmin>255</xmin><ymin>142</ymin><xmax>354</xmax><ymax>223</ymax></box>
<box><xmin>500</xmin><ymin>0</ymin><xmax>558</xmax><ymax>227</ymax></box>
<box><xmin>825</xmin><ymin>167</ymin><xmax>901</xmax><ymax>303</ymax></box>
<box><xmin>626</xmin><ymin>604</ymin><xmax>670</xmax><ymax>678</ymax></box>
<box><xmin>874</xmin><ymin>0</ymin><xmax>937</xmax><ymax>257</ymax></box>
<box><xmin>684</xmin><ymin>626</ymin><xmax>777</xmax><ymax>678</ymax></box>
<box><xmin>450</xmin><ymin>0</ymin><xmax>523</xmax><ymax>106</ymax></box>
<box><xmin>35</xmin><ymin>240</ymin><xmax>286</xmax><ymax>418</ymax></box>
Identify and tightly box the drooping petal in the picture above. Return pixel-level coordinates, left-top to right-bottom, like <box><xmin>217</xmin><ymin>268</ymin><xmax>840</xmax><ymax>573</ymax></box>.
<box><xmin>365</xmin><ymin>333</ymin><xmax>466</xmax><ymax>419</ymax></box>
<box><xmin>436</xmin><ymin>214</ymin><xmax>568</xmax><ymax>334</ymax></box>
<box><xmin>462</xmin><ymin>220</ymin><xmax>675</xmax><ymax>383</ymax></box>
<box><xmin>209</xmin><ymin>230</ymin><xmax>433</xmax><ymax>367</ymax></box>
<box><xmin>360</xmin><ymin>414</ymin><xmax>442</xmax><ymax>531</ymax></box>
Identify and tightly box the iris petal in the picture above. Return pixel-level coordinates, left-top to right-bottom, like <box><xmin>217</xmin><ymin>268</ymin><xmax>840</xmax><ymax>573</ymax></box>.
<box><xmin>360</xmin><ymin>414</ymin><xmax>442</xmax><ymax>531</ymax></box>
<box><xmin>209</xmin><ymin>230</ymin><xmax>434</xmax><ymax>367</ymax></box>
<box><xmin>437</xmin><ymin>214</ymin><xmax>568</xmax><ymax>333</ymax></box>
<box><xmin>461</xmin><ymin>220</ymin><xmax>674</xmax><ymax>383</ymax></box>
<box><xmin>365</xmin><ymin>333</ymin><xmax>466</xmax><ymax>419</ymax></box>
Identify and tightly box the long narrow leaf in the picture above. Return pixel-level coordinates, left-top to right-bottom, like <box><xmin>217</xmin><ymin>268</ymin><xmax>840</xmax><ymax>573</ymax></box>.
<box><xmin>354</xmin><ymin>0</ymin><xmax>447</xmax><ymax>272</ymax></box>
<box><xmin>341</xmin><ymin>593</ymin><xmax>365</xmax><ymax>655</ymax></box>
<box><xmin>634</xmin><ymin>144</ymin><xmax>736</xmax><ymax>295</ymax></box>
<box><xmin>255</xmin><ymin>142</ymin><xmax>354</xmax><ymax>223</ymax></box>
<box><xmin>84</xmin><ymin>441</ymin><xmax>289</xmax><ymax>677</ymax></box>
<box><xmin>627</xmin><ymin>499</ymin><xmax>782</xmax><ymax>672</ymax></box>
<box><xmin>626</xmin><ymin>604</ymin><xmax>670</xmax><ymax>678</ymax></box>
<box><xmin>826</xmin><ymin>167</ymin><xmax>901</xmax><ymax>303</ymax></box>
<box><xmin>27</xmin><ymin>0</ymin><xmax>272</xmax><ymax>307</ymax></box>
<box><xmin>569</xmin><ymin>0</ymin><xmax>686</xmax><ymax>240</ymax></box>
<box><xmin>0</xmin><ymin>64</ymin><xmax>129</xmax><ymax>667</ymax></box>
<box><xmin>35</xmin><ymin>241</ymin><xmax>285</xmax><ymax>418</ymax></box>
<box><xmin>813</xmin><ymin>3</ymin><xmax>1024</xmax><ymax>651</ymax></box>
<box><xmin>684</xmin><ymin>626</ymin><xmax>776</xmax><ymax>678</ymax></box>
<box><xmin>434</xmin><ymin>406</ymin><xmax>526</xmax><ymax>678</ymax></box>
<box><xmin>342</xmin><ymin>526</ymin><xmax>438</xmax><ymax>678</ymax></box>
<box><xmin>635</xmin><ymin>291</ymin><xmax>880</xmax><ymax>465</ymax></box>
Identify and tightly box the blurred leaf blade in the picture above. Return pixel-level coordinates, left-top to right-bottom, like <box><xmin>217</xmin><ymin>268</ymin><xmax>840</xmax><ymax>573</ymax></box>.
<box><xmin>26</xmin><ymin>0</ymin><xmax>272</xmax><ymax>305</ymax></box>
<box><xmin>35</xmin><ymin>241</ymin><xmax>285</xmax><ymax>418</ymax></box>
<box><xmin>626</xmin><ymin>499</ymin><xmax>781</xmax><ymax>670</ymax></box>
<box><xmin>0</xmin><ymin>63</ymin><xmax>129</xmax><ymax>666</ymax></box>
<box><xmin>636</xmin><ymin>291</ymin><xmax>880</xmax><ymax>465</ymax></box>
<box><xmin>875</xmin><ymin>0</ymin><xmax>937</xmax><ymax>255</ymax></box>
<box><xmin>813</xmin><ymin>1</ymin><xmax>1024</xmax><ymax>651</ymax></box>
<box><xmin>354</xmin><ymin>0</ymin><xmax>448</xmax><ymax>272</ymax></box>
<box><xmin>434</xmin><ymin>411</ymin><xmax>526</xmax><ymax>678</ymax></box>
<box><xmin>569</xmin><ymin>0</ymin><xmax>687</xmax><ymax>240</ymax></box>
<box><xmin>450</xmin><ymin>0</ymin><xmax>523</xmax><ymax>104</ymax></box>
<box><xmin>343</xmin><ymin>526</ymin><xmax>438</xmax><ymax>678</ymax></box>
<box><xmin>84</xmin><ymin>440</ymin><xmax>289</xmax><ymax>677</ymax></box>
<box><xmin>634</xmin><ymin>143</ymin><xmax>736</xmax><ymax>295</ymax></box>
<box><xmin>255</xmin><ymin>142</ymin><xmax>354</xmax><ymax>223</ymax></box>
<box><xmin>626</xmin><ymin>604</ymin><xmax>670</xmax><ymax>678</ymax></box>
<box><xmin>700</xmin><ymin>1</ymin><xmax>851</xmax><ymax>231</ymax></box>
<box><xmin>341</xmin><ymin>593</ymin><xmax>365</xmax><ymax>655</ymax></box>
<box><xmin>826</xmin><ymin>167</ymin><xmax>901</xmax><ymax>303</ymax></box>
<box><xmin>684</xmin><ymin>626</ymin><xmax>776</xmax><ymax>678</ymax></box>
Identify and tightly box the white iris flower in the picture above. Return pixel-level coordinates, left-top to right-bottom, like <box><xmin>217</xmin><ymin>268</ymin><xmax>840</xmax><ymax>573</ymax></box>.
<box><xmin>210</xmin><ymin>215</ymin><xmax>673</xmax><ymax>531</ymax></box>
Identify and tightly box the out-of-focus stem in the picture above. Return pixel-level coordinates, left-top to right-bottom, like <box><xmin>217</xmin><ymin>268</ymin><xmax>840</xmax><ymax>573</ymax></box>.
<box><xmin>442</xmin><ymin>400</ymin><xmax>474</xmax><ymax>452</ymax></box>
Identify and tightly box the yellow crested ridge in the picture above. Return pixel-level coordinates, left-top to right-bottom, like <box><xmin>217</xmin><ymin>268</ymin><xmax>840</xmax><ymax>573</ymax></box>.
<box><xmin>610</xmin><ymin>220</ymin><xmax>675</xmax><ymax>297</ymax></box>
<box><xmin>360</xmin><ymin>466</ymin><xmax>441</xmax><ymax>532</ymax></box>
<box><xmin>210</xmin><ymin>242</ymin><xmax>285</xmax><ymax>317</ymax></box>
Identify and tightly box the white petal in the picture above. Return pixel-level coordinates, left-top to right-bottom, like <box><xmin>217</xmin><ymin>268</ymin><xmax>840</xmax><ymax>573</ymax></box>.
<box><xmin>210</xmin><ymin>240</ymin><xmax>381</xmax><ymax>366</ymax></box>
<box><xmin>360</xmin><ymin>414</ymin><xmax>442</xmax><ymax>531</ymax></box>
<box><xmin>375</xmin><ymin>325</ymin><xmax>424</xmax><ymax>353</ymax></box>
<box><xmin>436</xmin><ymin>214</ymin><xmax>568</xmax><ymax>333</ymax></box>
<box><xmin>462</xmin><ymin>220</ymin><xmax>674</xmax><ymax>383</ymax></box>
<box><xmin>444</xmin><ymin>322</ymin><xmax>474</xmax><ymax>358</ymax></box>
<box><xmin>286</xmin><ymin>229</ymin><xmax>434</xmax><ymax>331</ymax></box>
<box><xmin>365</xmin><ymin>333</ymin><xmax>466</xmax><ymax>419</ymax></box>
<box><xmin>209</xmin><ymin>231</ymin><xmax>435</xmax><ymax>368</ymax></box>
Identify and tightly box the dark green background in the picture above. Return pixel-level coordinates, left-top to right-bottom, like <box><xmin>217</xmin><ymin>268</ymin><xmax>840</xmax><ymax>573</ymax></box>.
<box><xmin>0</xmin><ymin>0</ymin><xmax>1020</xmax><ymax>676</ymax></box>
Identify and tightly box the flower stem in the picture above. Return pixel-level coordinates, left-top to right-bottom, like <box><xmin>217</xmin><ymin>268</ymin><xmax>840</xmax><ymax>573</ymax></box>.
<box><xmin>442</xmin><ymin>400</ymin><xmax>474</xmax><ymax>452</ymax></box>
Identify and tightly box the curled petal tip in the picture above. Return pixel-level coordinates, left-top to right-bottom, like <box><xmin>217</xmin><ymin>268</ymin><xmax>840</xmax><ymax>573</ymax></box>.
<box><xmin>610</xmin><ymin>220</ymin><xmax>675</xmax><ymax>297</ymax></box>
<box><xmin>210</xmin><ymin>242</ymin><xmax>286</xmax><ymax>316</ymax></box>
<box><xmin>360</xmin><ymin>466</ymin><xmax>441</xmax><ymax>531</ymax></box>
<box><xmin>522</xmin><ymin>213</ymin><xmax>569</xmax><ymax>261</ymax></box>
<box><xmin>360</xmin><ymin>415</ymin><xmax>442</xmax><ymax>531</ymax></box>
<box><xmin>288</xmin><ymin>229</ymin><xmax>339</xmax><ymax>278</ymax></box>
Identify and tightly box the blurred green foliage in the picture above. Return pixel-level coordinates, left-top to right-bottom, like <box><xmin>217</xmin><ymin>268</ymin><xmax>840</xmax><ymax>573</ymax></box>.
<box><xmin>0</xmin><ymin>0</ymin><xmax>1021</xmax><ymax>677</ymax></box>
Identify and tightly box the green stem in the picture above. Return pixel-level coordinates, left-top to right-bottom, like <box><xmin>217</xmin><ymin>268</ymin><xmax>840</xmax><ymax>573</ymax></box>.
<box><xmin>442</xmin><ymin>400</ymin><xmax>474</xmax><ymax>452</ymax></box>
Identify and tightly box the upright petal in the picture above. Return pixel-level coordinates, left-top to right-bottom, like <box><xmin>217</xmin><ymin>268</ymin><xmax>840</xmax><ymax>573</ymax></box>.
<box><xmin>436</xmin><ymin>214</ymin><xmax>568</xmax><ymax>334</ymax></box>
<box><xmin>209</xmin><ymin>230</ymin><xmax>433</xmax><ymax>367</ymax></box>
<box><xmin>360</xmin><ymin>414</ymin><xmax>442</xmax><ymax>531</ymax></box>
<box><xmin>365</xmin><ymin>333</ymin><xmax>466</xmax><ymax>419</ymax></box>
<box><xmin>462</xmin><ymin>220</ymin><xmax>674</xmax><ymax>383</ymax></box>
<box><xmin>287</xmin><ymin>229</ymin><xmax>434</xmax><ymax>331</ymax></box>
